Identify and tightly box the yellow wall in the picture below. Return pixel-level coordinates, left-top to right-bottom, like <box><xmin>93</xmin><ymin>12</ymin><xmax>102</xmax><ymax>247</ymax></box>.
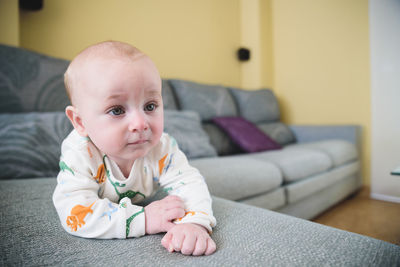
<box><xmin>271</xmin><ymin>0</ymin><xmax>371</xmax><ymax>184</ymax></box>
<box><xmin>20</xmin><ymin>0</ymin><xmax>242</xmax><ymax>87</ymax></box>
<box><xmin>18</xmin><ymin>0</ymin><xmax>371</xmax><ymax>184</ymax></box>
<box><xmin>260</xmin><ymin>0</ymin><xmax>274</xmax><ymax>89</ymax></box>
<box><xmin>0</xmin><ymin>0</ymin><xmax>19</xmax><ymax>46</ymax></box>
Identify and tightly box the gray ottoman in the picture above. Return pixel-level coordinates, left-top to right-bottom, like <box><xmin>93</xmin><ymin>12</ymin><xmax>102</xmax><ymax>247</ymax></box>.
<box><xmin>1</xmin><ymin>178</ymin><xmax>399</xmax><ymax>266</ymax></box>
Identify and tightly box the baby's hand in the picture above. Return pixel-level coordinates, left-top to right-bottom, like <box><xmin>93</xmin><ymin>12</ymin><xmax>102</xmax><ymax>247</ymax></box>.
<box><xmin>161</xmin><ymin>223</ymin><xmax>216</xmax><ymax>256</ymax></box>
<box><xmin>144</xmin><ymin>195</ymin><xmax>185</xmax><ymax>234</ymax></box>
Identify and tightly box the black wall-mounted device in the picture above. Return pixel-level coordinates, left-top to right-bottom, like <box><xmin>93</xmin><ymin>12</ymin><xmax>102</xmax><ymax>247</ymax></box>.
<box><xmin>237</xmin><ymin>48</ymin><xmax>251</xmax><ymax>61</ymax></box>
<box><xmin>19</xmin><ymin>0</ymin><xmax>43</xmax><ymax>11</ymax></box>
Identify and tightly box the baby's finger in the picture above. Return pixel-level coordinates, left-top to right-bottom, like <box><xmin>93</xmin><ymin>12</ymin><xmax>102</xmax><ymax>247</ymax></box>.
<box><xmin>165</xmin><ymin>201</ymin><xmax>185</xmax><ymax>211</ymax></box>
<box><xmin>205</xmin><ymin>238</ymin><xmax>217</xmax><ymax>256</ymax></box>
<box><xmin>192</xmin><ymin>235</ymin><xmax>207</xmax><ymax>256</ymax></box>
<box><xmin>165</xmin><ymin>208</ymin><xmax>185</xmax><ymax>221</ymax></box>
<box><xmin>161</xmin><ymin>232</ymin><xmax>173</xmax><ymax>252</ymax></box>
<box><xmin>168</xmin><ymin>199</ymin><xmax>185</xmax><ymax>210</ymax></box>
<box><xmin>181</xmin><ymin>233</ymin><xmax>196</xmax><ymax>255</ymax></box>
<box><xmin>171</xmin><ymin>231</ymin><xmax>184</xmax><ymax>253</ymax></box>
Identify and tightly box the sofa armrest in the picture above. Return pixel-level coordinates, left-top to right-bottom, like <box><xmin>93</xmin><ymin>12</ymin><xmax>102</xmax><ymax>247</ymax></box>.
<box><xmin>289</xmin><ymin>125</ymin><xmax>361</xmax><ymax>146</ymax></box>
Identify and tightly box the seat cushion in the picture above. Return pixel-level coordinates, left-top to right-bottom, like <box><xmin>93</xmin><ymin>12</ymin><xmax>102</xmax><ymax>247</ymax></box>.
<box><xmin>250</xmin><ymin>147</ymin><xmax>333</xmax><ymax>183</ymax></box>
<box><xmin>239</xmin><ymin>187</ymin><xmax>285</xmax><ymax>210</ymax></box>
<box><xmin>285</xmin><ymin>161</ymin><xmax>360</xmax><ymax>204</ymax></box>
<box><xmin>285</xmin><ymin>140</ymin><xmax>358</xmax><ymax>167</ymax></box>
<box><xmin>190</xmin><ymin>156</ymin><xmax>282</xmax><ymax>201</ymax></box>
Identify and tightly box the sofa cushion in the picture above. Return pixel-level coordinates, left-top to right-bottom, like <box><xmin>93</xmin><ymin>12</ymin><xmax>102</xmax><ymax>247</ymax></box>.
<box><xmin>202</xmin><ymin>123</ymin><xmax>241</xmax><ymax>156</ymax></box>
<box><xmin>161</xmin><ymin>79</ymin><xmax>178</xmax><ymax>110</ymax></box>
<box><xmin>239</xmin><ymin>187</ymin><xmax>285</xmax><ymax>210</ymax></box>
<box><xmin>229</xmin><ymin>88</ymin><xmax>280</xmax><ymax>123</ymax></box>
<box><xmin>212</xmin><ymin>116</ymin><xmax>281</xmax><ymax>153</ymax></box>
<box><xmin>0</xmin><ymin>44</ymin><xmax>70</xmax><ymax>113</ymax></box>
<box><xmin>190</xmin><ymin>155</ymin><xmax>282</xmax><ymax>201</ymax></box>
<box><xmin>285</xmin><ymin>161</ymin><xmax>359</xmax><ymax>204</ymax></box>
<box><xmin>250</xmin><ymin>147</ymin><xmax>333</xmax><ymax>183</ymax></box>
<box><xmin>285</xmin><ymin>140</ymin><xmax>358</xmax><ymax>167</ymax></box>
<box><xmin>0</xmin><ymin>112</ymin><xmax>72</xmax><ymax>179</ymax></box>
<box><xmin>164</xmin><ymin>110</ymin><xmax>217</xmax><ymax>159</ymax></box>
<box><xmin>257</xmin><ymin>122</ymin><xmax>296</xmax><ymax>146</ymax></box>
<box><xmin>2</xmin><ymin>178</ymin><xmax>398</xmax><ymax>266</ymax></box>
<box><xmin>169</xmin><ymin>79</ymin><xmax>238</xmax><ymax>121</ymax></box>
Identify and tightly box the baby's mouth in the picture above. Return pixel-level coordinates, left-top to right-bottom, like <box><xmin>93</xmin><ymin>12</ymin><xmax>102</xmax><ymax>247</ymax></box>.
<box><xmin>128</xmin><ymin>139</ymin><xmax>149</xmax><ymax>145</ymax></box>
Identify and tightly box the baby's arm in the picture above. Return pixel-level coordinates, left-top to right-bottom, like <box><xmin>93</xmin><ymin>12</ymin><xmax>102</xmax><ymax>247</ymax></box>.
<box><xmin>53</xmin><ymin>137</ymin><xmax>146</xmax><ymax>239</ymax></box>
<box><xmin>156</xmin><ymin>134</ymin><xmax>217</xmax><ymax>255</ymax></box>
<box><xmin>161</xmin><ymin>223</ymin><xmax>216</xmax><ymax>256</ymax></box>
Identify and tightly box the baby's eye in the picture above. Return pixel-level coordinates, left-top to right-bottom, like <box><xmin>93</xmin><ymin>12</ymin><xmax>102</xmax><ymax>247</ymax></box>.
<box><xmin>108</xmin><ymin>107</ymin><xmax>125</xmax><ymax>116</ymax></box>
<box><xmin>145</xmin><ymin>103</ymin><xmax>157</xmax><ymax>112</ymax></box>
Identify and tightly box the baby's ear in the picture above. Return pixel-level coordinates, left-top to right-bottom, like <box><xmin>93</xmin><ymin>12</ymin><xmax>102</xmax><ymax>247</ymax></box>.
<box><xmin>65</xmin><ymin>106</ymin><xmax>88</xmax><ymax>137</ymax></box>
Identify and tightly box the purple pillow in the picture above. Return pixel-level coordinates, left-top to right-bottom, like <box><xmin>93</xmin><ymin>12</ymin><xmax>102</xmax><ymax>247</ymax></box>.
<box><xmin>212</xmin><ymin>116</ymin><xmax>282</xmax><ymax>153</ymax></box>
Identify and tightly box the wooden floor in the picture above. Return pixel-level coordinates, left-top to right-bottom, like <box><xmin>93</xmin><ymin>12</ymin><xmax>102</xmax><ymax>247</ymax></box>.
<box><xmin>313</xmin><ymin>187</ymin><xmax>400</xmax><ymax>245</ymax></box>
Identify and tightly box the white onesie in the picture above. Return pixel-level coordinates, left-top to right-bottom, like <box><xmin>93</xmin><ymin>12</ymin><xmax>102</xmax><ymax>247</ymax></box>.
<box><xmin>53</xmin><ymin>130</ymin><xmax>216</xmax><ymax>239</ymax></box>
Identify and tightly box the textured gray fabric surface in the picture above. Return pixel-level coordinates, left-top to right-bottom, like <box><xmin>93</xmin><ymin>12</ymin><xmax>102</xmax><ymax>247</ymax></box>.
<box><xmin>169</xmin><ymin>79</ymin><xmax>238</xmax><ymax>121</ymax></box>
<box><xmin>202</xmin><ymin>123</ymin><xmax>241</xmax><ymax>156</ymax></box>
<box><xmin>250</xmin><ymin>147</ymin><xmax>333</xmax><ymax>183</ymax></box>
<box><xmin>286</xmin><ymin>162</ymin><xmax>359</xmax><ymax>204</ymax></box>
<box><xmin>1</xmin><ymin>178</ymin><xmax>399</xmax><ymax>266</ymax></box>
<box><xmin>286</xmin><ymin>139</ymin><xmax>358</xmax><ymax>167</ymax></box>
<box><xmin>229</xmin><ymin>88</ymin><xmax>280</xmax><ymax>123</ymax></box>
<box><xmin>161</xmin><ymin>79</ymin><xmax>178</xmax><ymax>110</ymax></box>
<box><xmin>257</xmin><ymin>122</ymin><xmax>296</xmax><ymax>146</ymax></box>
<box><xmin>0</xmin><ymin>112</ymin><xmax>72</xmax><ymax>179</ymax></box>
<box><xmin>190</xmin><ymin>156</ymin><xmax>282</xmax><ymax>200</ymax></box>
<box><xmin>164</xmin><ymin>110</ymin><xmax>217</xmax><ymax>158</ymax></box>
<box><xmin>0</xmin><ymin>44</ymin><xmax>70</xmax><ymax>113</ymax></box>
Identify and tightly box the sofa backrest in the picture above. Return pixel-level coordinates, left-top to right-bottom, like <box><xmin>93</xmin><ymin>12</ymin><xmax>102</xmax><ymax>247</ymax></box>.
<box><xmin>0</xmin><ymin>44</ymin><xmax>295</xmax><ymax>159</ymax></box>
<box><xmin>0</xmin><ymin>44</ymin><xmax>179</xmax><ymax>114</ymax></box>
<box><xmin>164</xmin><ymin>79</ymin><xmax>295</xmax><ymax>155</ymax></box>
<box><xmin>0</xmin><ymin>44</ymin><xmax>70</xmax><ymax>113</ymax></box>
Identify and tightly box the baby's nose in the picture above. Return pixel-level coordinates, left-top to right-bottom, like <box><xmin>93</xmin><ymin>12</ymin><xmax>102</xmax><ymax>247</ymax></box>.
<box><xmin>128</xmin><ymin>112</ymin><xmax>149</xmax><ymax>132</ymax></box>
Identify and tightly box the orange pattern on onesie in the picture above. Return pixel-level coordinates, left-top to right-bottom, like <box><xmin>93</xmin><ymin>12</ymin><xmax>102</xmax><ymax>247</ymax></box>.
<box><xmin>66</xmin><ymin>202</ymin><xmax>95</xmax><ymax>232</ymax></box>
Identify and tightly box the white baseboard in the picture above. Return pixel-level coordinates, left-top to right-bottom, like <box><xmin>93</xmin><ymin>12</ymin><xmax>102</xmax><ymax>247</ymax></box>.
<box><xmin>370</xmin><ymin>193</ymin><xmax>400</xmax><ymax>203</ymax></box>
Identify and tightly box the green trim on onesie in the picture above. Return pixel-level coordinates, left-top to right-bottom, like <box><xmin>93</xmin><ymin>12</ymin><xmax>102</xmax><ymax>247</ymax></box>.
<box><xmin>126</xmin><ymin>208</ymin><xmax>144</xmax><ymax>237</ymax></box>
<box><xmin>102</xmin><ymin>155</ymin><xmax>146</xmax><ymax>202</ymax></box>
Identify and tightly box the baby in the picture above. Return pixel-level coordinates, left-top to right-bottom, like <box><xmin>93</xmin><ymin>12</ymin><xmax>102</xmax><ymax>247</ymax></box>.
<box><xmin>53</xmin><ymin>41</ymin><xmax>216</xmax><ymax>256</ymax></box>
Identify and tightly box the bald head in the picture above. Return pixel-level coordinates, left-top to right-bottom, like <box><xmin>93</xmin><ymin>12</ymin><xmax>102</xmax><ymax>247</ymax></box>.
<box><xmin>64</xmin><ymin>41</ymin><xmax>147</xmax><ymax>104</ymax></box>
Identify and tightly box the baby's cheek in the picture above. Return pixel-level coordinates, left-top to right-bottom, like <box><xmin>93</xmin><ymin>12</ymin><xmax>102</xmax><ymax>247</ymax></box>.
<box><xmin>92</xmin><ymin>131</ymin><xmax>123</xmax><ymax>154</ymax></box>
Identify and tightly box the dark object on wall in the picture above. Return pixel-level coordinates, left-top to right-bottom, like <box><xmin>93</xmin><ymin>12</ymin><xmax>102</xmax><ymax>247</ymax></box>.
<box><xmin>19</xmin><ymin>0</ymin><xmax>43</xmax><ymax>11</ymax></box>
<box><xmin>237</xmin><ymin>48</ymin><xmax>251</xmax><ymax>61</ymax></box>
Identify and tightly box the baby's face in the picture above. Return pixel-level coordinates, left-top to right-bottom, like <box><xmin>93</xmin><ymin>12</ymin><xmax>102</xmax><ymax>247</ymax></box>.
<box><xmin>73</xmin><ymin>55</ymin><xmax>163</xmax><ymax>167</ymax></box>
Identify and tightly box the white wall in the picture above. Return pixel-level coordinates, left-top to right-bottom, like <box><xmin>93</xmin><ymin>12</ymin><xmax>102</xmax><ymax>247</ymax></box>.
<box><xmin>369</xmin><ymin>0</ymin><xmax>400</xmax><ymax>203</ymax></box>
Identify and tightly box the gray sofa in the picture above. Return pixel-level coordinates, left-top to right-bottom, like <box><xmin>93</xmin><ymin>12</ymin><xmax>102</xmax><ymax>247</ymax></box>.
<box><xmin>1</xmin><ymin>44</ymin><xmax>399</xmax><ymax>265</ymax></box>
<box><xmin>161</xmin><ymin>79</ymin><xmax>361</xmax><ymax>220</ymax></box>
